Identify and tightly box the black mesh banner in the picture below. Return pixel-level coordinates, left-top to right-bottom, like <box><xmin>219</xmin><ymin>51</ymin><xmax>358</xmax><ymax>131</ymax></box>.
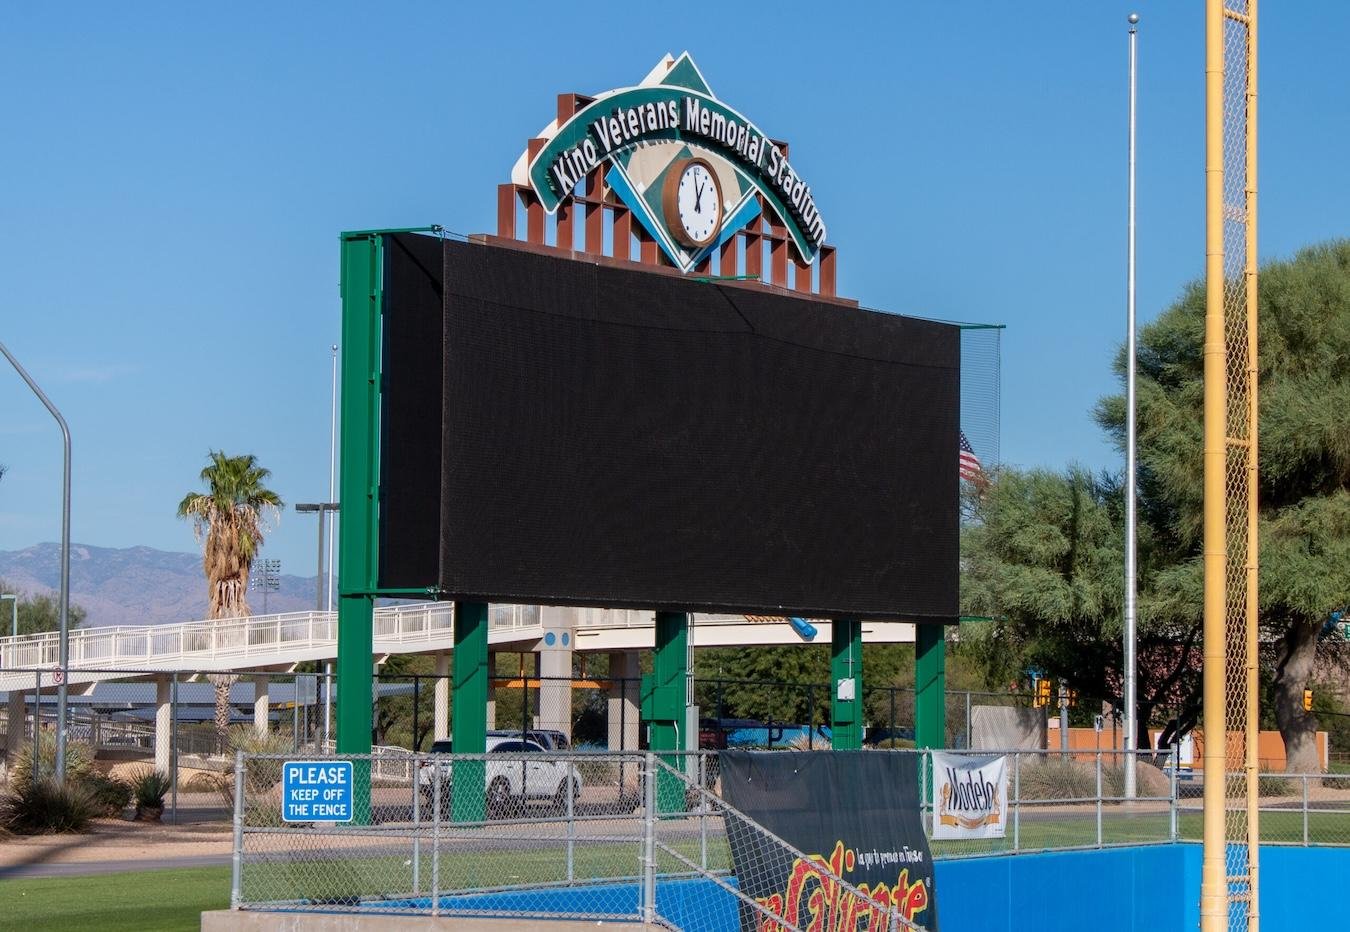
<box><xmin>380</xmin><ymin>233</ymin><xmax>959</xmax><ymax>618</ymax></box>
<box><xmin>719</xmin><ymin>750</ymin><xmax>937</xmax><ymax>930</ymax></box>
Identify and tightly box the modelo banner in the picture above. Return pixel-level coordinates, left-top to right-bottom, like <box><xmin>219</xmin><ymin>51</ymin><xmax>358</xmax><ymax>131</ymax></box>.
<box><xmin>931</xmin><ymin>752</ymin><xmax>1008</xmax><ymax>840</ymax></box>
<box><xmin>719</xmin><ymin>751</ymin><xmax>937</xmax><ymax>931</ymax></box>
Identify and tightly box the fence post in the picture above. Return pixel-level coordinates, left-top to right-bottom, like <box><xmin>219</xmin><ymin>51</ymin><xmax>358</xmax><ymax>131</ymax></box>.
<box><xmin>412</xmin><ymin>753</ymin><xmax>422</xmax><ymax>894</ymax></box>
<box><xmin>566</xmin><ymin>758</ymin><xmax>575</xmax><ymax>883</ymax></box>
<box><xmin>230</xmin><ymin>750</ymin><xmax>245</xmax><ymax>910</ymax></box>
<box><xmin>965</xmin><ymin>691</ymin><xmax>972</xmax><ymax>747</ymax></box>
<box><xmin>642</xmin><ymin>752</ymin><xmax>657</xmax><ymax>924</ymax></box>
<box><xmin>1302</xmin><ymin>773</ymin><xmax>1309</xmax><ymax>846</ymax></box>
<box><xmin>698</xmin><ymin>752</ymin><xmax>708</xmax><ymax>871</ymax></box>
<box><xmin>1012</xmin><ymin>752</ymin><xmax>1020</xmax><ymax>853</ymax></box>
<box><xmin>170</xmin><ymin>672</ymin><xmax>178</xmax><ymax>824</ymax></box>
<box><xmin>432</xmin><ymin>762</ymin><xmax>441</xmax><ymax>916</ymax></box>
<box><xmin>1170</xmin><ymin>745</ymin><xmax>1179</xmax><ymax>841</ymax></box>
<box><xmin>1095</xmin><ymin>749</ymin><xmax>1103</xmax><ymax>848</ymax></box>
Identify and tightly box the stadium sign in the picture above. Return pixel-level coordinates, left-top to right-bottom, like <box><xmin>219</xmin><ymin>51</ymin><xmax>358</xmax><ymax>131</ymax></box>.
<box><xmin>931</xmin><ymin>752</ymin><xmax>1008</xmax><ymax>840</ymax></box>
<box><xmin>521</xmin><ymin>52</ymin><xmax>827</xmax><ymax>273</ymax></box>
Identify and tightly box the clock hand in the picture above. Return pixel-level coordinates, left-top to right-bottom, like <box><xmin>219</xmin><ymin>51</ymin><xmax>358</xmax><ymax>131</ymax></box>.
<box><xmin>693</xmin><ymin>177</ymin><xmax>703</xmax><ymax>213</ymax></box>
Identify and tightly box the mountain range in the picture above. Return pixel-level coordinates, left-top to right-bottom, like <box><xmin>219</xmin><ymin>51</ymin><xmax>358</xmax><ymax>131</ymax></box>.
<box><xmin>0</xmin><ymin>542</ymin><xmax>323</xmax><ymax>628</ymax></box>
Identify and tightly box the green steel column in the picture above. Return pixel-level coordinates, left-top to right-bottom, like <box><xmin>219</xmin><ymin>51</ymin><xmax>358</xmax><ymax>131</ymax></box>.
<box><xmin>645</xmin><ymin>611</ymin><xmax>687</xmax><ymax>812</ymax></box>
<box><xmin>451</xmin><ymin>601</ymin><xmax>488</xmax><ymax>821</ymax></box>
<box><xmin>337</xmin><ymin>232</ymin><xmax>382</xmax><ymax>817</ymax></box>
<box><xmin>915</xmin><ymin>624</ymin><xmax>947</xmax><ymax>749</ymax></box>
<box><xmin>830</xmin><ymin>619</ymin><xmax>863</xmax><ymax>749</ymax></box>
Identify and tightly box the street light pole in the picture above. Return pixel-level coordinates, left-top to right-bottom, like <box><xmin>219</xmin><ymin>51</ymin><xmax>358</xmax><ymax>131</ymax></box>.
<box><xmin>296</xmin><ymin>503</ymin><xmax>339</xmax><ymax>611</ymax></box>
<box><xmin>0</xmin><ymin>340</ymin><xmax>72</xmax><ymax>784</ymax></box>
<box><xmin>1123</xmin><ymin>12</ymin><xmax>1141</xmax><ymax>799</ymax></box>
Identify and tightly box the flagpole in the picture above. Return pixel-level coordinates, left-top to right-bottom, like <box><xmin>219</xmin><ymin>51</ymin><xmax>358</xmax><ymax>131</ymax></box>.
<box><xmin>1123</xmin><ymin>11</ymin><xmax>1140</xmax><ymax>800</ymax></box>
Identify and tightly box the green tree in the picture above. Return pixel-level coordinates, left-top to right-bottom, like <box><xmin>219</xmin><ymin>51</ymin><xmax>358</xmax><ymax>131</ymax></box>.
<box><xmin>177</xmin><ymin>451</ymin><xmax>282</xmax><ymax>741</ymax></box>
<box><xmin>961</xmin><ymin>469</ymin><xmax>1204</xmax><ymax>751</ymax></box>
<box><xmin>1094</xmin><ymin>239</ymin><xmax>1350</xmax><ymax>771</ymax></box>
<box><xmin>0</xmin><ymin>580</ymin><xmax>88</xmax><ymax>635</ymax></box>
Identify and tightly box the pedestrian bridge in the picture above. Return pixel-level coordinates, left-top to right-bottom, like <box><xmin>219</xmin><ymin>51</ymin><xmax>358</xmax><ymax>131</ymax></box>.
<box><xmin>0</xmin><ymin>603</ymin><xmax>914</xmax><ymax>691</ymax></box>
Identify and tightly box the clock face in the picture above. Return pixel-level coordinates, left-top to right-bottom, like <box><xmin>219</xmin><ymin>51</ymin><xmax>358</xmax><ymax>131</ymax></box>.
<box><xmin>664</xmin><ymin>158</ymin><xmax>723</xmax><ymax>248</ymax></box>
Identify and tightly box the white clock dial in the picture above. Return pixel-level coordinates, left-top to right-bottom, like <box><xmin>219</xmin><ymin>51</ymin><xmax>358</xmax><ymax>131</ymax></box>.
<box><xmin>673</xmin><ymin>160</ymin><xmax>721</xmax><ymax>247</ymax></box>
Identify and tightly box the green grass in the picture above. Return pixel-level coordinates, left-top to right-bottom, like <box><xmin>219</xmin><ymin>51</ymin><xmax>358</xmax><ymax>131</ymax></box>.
<box><xmin>1</xmin><ymin>866</ymin><xmax>231</xmax><ymax>932</ymax></box>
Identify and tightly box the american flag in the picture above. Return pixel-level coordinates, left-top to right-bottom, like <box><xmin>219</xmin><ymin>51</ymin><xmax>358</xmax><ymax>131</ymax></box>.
<box><xmin>959</xmin><ymin>431</ymin><xmax>985</xmax><ymax>484</ymax></box>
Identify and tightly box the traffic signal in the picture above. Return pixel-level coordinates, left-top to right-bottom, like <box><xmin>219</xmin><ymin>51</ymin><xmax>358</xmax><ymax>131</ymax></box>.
<box><xmin>1303</xmin><ymin>689</ymin><xmax>1313</xmax><ymax>712</ymax></box>
<box><xmin>1034</xmin><ymin>678</ymin><xmax>1053</xmax><ymax>708</ymax></box>
<box><xmin>1065</xmin><ymin>688</ymin><xmax>1078</xmax><ymax>709</ymax></box>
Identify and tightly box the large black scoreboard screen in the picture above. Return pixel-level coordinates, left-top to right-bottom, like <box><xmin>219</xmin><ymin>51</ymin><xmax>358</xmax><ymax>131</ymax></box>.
<box><xmin>379</xmin><ymin>233</ymin><xmax>959</xmax><ymax>621</ymax></box>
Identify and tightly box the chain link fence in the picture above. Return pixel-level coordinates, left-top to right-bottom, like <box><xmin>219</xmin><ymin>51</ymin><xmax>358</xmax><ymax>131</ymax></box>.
<box><xmin>229</xmin><ymin>745</ymin><xmax>1350</xmax><ymax>925</ymax></box>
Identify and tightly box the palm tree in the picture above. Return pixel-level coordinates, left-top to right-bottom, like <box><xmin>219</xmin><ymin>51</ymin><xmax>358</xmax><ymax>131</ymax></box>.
<box><xmin>178</xmin><ymin>451</ymin><xmax>282</xmax><ymax>743</ymax></box>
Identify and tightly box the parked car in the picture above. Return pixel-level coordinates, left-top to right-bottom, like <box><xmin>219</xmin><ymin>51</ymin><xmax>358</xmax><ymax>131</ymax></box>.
<box><xmin>487</xmin><ymin>728</ymin><xmax>571</xmax><ymax>751</ymax></box>
<box><xmin>418</xmin><ymin>735</ymin><xmax>582</xmax><ymax>817</ymax></box>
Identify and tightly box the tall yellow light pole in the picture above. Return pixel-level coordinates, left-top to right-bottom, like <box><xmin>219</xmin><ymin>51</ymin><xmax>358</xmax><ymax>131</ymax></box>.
<box><xmin>1199</xmin><ymin>0</ymin><xmax>1229</xmax><ymax>928</ymax></box>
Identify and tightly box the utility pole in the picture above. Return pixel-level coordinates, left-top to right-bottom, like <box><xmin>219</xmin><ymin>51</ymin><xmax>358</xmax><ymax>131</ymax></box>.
<box><xmin>1123</xmin><ymin>10</ymin><xmax>1141</xmax><ymax>801</ymax></box>
<box><xmin>0</xmin><ymin>341</ymin><xmax>72</xmax><ymax>784</ymax></box>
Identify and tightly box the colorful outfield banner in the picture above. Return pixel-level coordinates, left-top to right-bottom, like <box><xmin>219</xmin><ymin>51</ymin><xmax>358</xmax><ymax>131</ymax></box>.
<box><xmin>719</xmin><ymin>751</ymin><xmax>937</xmax><ymax>931</ymax></box>
<box><xmin>931</xmin><ymin>753</ymin><xmax>1008</xmax><ymax>841</ymax></box>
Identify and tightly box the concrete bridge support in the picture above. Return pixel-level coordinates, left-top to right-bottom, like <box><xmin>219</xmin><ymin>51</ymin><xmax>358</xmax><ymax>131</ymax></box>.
<box><xmin>433</xmin><ymin>652</ymin><xmax>450</xmax><ymax>742</ymax></box>
<box><xmin>253</xmin><ymin>675</ymin><xmax>269</xmax><ymax>736</ymax></box>
<box><xmin>155</xmin><ymin>675</ymin><xmax>171</xmax><ymax>774</ymax></box>
<box><xmin>607</xmin><ymin>651</ymin><xmax>640</xmax><ymax>751</ymax></box>
<box><xmin>535</xmin><ymin>608</ymin><xmax>575</xmax><ymax>742</ymax></box>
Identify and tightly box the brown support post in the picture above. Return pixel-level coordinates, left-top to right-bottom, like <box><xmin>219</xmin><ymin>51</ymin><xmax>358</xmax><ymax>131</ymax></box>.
<box><xmin>497</xmin><ymin>184</ymin><xmax>518</xmax><ymax>240</ymax></box>
<box><xmin>819</xmin><ymin>246</ymin><xmax>837</xmax><ymax>297</ymax></box>
<box><xmin>792</xmin><ymin>255</ymin><xmax>813</xmax><ymax>294</ymax></box>
<box><xmin>637</xmin><ymin>225</ymin><xmax>659</xmax><ymax>266</ymax></box>
<box><xmin>719</xmin><ymin>235</ymin><xmax>738</xmax><ymax>278</ymax></box>
<box><xmin>744</xmin><ymin>219</ymin><xmax>763</xmax><ymax>281</ymax></box>
<box><xmin>769</xmin><ymin>233</ymin><xmax>787</xmax><ymax>287</ymax></box>
<box><xmin>613</xmin><ymin>208</ymin><xmax>632</xmax><ymax>262</ymax></box>
<box><xmin>584</xmin><ymin>171</ymin><xmax>604</xmax><ymax>255</ymax></box>
<box><xmin>526</xmin><ymin>138</ymin><xmax>547</xmax><ymax>245</ymax></box>
<box><xmin>556</xmin><ymin>200</ymin><xmax>574</xmax><ymax>252</ymax></box>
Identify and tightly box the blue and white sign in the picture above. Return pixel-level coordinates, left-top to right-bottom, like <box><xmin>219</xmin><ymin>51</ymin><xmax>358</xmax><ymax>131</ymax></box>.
<box><xmin>281</xmin><ymin>760</ymin><xmax>353</xmax><ymax>822</ymax></box>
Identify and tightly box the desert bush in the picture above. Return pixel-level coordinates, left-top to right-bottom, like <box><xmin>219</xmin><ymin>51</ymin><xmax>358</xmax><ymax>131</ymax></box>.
<box><xmin>1</xmin><ymin>778</ymin><xmax>98</xmax><ymax>834</ymax></box>
<box><xmin>871</xmin><ymin>737</ymin><xmax>914</xmax><ymax>750</ymax></box>
<box><xmin>81</xmin><ymin>772</ymin><xmax>132</xmax><ymax>817</ymax></box>
<box><xmin>1258</xmin><ymin>775</ymin><xmax>1293</xmax><ymax>797</ymax></box>
<box><xmin>1017</xmin><ymin>757</ymin><xmax>1097</xmax><ymax>800</ymax></box>
<box><xmin>227</xmin><ymin>726</ymin><xmax>290</xmax><ymax>793</ymax></box>
<box><xmin>129</xmin><ymin>767</ymin><xmax>172</xmax><ymax>820</ymax></box>
<box><xmin>8</xmin><ymin>740</ymin><xmax>94</xmax><ymax>792</ymax></box>
<box><xmin>183</xmin><ymin>771</ymin><xmax>224</xmax><ymax>792</ymax></box>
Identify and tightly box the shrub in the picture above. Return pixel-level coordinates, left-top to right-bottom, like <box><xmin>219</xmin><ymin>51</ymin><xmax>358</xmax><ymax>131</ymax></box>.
<box><xmin>7</xmin><ymin>740</ymin><xmax>95</xmax><ymax>792</ymax></box>
<box><xmin>183</xmin><ymin>771</ymin><xmax>224</xmax><ymax>792</ymax></box>
<box><xmin>81</xmin><ymin>772</ymin><xmax>132</xmax><ymax>817</ymax></box>
<box><xmin>1</xmin><ymin>778</ymin><xmax>99</xmax><ymax>834</ymax></box>
<box><xmin>227</xmin><ymin>726</ymin><xmax>290</xmax><ymax>794</ymax></box>
<box><xmin>1258</xmin><ymin>775</ymin><xmax>1293</xmax><ymax>797</ymax></box>
<box><xmin>129</xmin><ymin>767</ymin><xmax>172</xmax><ymax>818</ymax></box>
<box><xmin>1018</xmin><ymin>757</ymin><xmax>1097</xmax><ymax>800</ymax></box>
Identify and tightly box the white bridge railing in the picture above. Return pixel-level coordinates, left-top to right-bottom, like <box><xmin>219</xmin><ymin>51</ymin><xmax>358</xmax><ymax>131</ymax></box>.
<box><xmin>0</xmin><ymin>602</ymin><xmax>758</xmax><ymax>678</ymax></box>
<box><xmin>0</xmin><ymin>603</ymin><xmax>455</xmax><ymax>673</ymax></box>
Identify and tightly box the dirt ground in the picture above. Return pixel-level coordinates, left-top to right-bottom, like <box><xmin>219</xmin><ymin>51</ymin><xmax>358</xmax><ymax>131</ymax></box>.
<box><xmin>0</xmin><ymin>795</ymin><xmax>233</xmax><ymax>871</ymax></box>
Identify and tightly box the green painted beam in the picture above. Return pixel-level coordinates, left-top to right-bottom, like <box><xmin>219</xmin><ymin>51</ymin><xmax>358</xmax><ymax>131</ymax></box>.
<box><xmin>451</xmin><ymin>601</ymin><xmax>489</xmax><ymax>822</ymax></box>
<box><xmin>915</xmin><ymin>624</ymin><xmax>947</xmax><ymax>749</ymax></box>
<box><xmin>646</xmin><ymin>611</ymin><xmax>687</xmax><ymax>813</ymax></box>
<box><xmin>830</xmin><ymin>619</ymin><xmax>863</xmax><ymax>749</ymax></box>
<box><xmin>336</xmin><ymin>231</ymin><xmax>382</xmax><ymax>818</ymax></box>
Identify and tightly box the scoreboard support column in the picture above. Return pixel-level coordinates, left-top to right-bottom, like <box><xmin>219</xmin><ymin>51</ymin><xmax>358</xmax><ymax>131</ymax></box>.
<box><xmin>452</xmin><ymin>601</ymin><xmax>489</xmax><ymax>821</ymax></box>
<box><xmin>643</xmin><ymin>611</ymin><xmax>689</xmax><ymax>813</ymax></box>
<box><xmin>336</xmin><ymin>231</ymin><xmax>382</xmax><ymax>820</ymax></box>
<box><xmin>830</xmin><ymin>619</ymin><xmax>863</xmax><ymax>749</ymax></box>
<box><xmin>915</xmin><ymin>624</ymin><xmax>946</xmax><ymax>749</ymax></box>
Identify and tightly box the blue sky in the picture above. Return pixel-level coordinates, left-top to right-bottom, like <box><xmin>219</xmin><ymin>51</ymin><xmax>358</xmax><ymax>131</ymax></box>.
<box><xmin>2</xmin><ymin>2</ymin><xmax>1348</xmax><ymax>577</ymax></box>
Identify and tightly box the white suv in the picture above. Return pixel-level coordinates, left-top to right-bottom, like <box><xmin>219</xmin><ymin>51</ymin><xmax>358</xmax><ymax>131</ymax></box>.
<box><xmin>417</xmin><ymin>735</ymin><xmax>582</xmax><ymax>817</ymax></box>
